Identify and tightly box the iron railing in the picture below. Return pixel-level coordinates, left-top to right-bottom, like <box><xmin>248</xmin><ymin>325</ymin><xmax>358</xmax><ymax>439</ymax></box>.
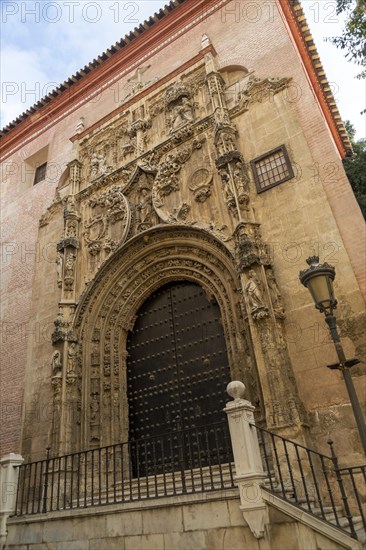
<box><xmin>15</xmin><ymin>421</ymin><xmax>235</xmax><ymax>516</ymax></box>
<box><xmin>253</xmin><ymin>424</ymin><xmax>366</xmax><ymax>541</ymax></box>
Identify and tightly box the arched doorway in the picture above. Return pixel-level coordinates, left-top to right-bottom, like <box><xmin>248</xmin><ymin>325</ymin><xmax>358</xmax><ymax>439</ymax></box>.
<box><xmin>126</xmin><ymin>281</ymin><xmax>232</xmax><ymax>475</ymax></box>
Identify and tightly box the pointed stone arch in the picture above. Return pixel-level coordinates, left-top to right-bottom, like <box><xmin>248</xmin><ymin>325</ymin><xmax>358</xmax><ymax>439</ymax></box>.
<box><xmin>63</xmin><ymin>226</ymin><xmax>262</xmax><ymax>451</ymax></box>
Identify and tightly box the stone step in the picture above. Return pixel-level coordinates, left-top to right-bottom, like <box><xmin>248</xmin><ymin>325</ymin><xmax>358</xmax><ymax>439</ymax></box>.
<box><xmin>51</xmin><ymin>464</ymin><xmax>237</xmax><ymax>510</ymax></box>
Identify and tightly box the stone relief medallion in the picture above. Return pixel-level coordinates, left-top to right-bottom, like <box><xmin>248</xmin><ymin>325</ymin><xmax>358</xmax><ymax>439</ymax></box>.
<box><xmin>189</xmin><ymin>167</ymin><xmax>213</xmax><ymax>203</ymax></box>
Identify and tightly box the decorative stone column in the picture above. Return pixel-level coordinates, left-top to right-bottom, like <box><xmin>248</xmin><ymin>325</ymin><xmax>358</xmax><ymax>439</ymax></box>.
<box><xmin>0</xmin><ymin>453</ymin><xmax>23</xmax><ymax>550</ymax></box>
<box><xmin>224</xmin><ymin>381</ymin><xmax>268</xmax><ymax>539</ymax></box>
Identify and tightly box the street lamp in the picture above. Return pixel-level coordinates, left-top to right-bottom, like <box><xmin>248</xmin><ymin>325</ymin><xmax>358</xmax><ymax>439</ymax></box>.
<box><xmin>300</xmin><ymin>256</ymin><xmax>366</xmax><ymax>455</ymax></box>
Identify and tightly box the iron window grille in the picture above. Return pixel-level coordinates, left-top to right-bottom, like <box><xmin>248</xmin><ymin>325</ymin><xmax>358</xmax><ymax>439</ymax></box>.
<box><xmin>250</xmin><ymin>145</ymin><xmax>294</xmax><ymax>193</ymax></box>
<box><xmin>33</xmin><ymin>162</ymin><xmax>47</xmax><ymax>185</ymax></box>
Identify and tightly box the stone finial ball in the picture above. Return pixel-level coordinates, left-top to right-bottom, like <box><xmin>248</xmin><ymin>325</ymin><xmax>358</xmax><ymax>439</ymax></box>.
<box><xmin>227</xmin><ymin>381</ymin><xmax>245</xmax><ymax>400</ymax></box>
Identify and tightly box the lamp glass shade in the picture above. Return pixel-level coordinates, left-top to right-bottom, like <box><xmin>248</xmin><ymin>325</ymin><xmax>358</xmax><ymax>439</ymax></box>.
<box><xmin>306</xmin><ymin>273</ymin><xmax>334</xmax><ymax>310</ymax></box>
<box><xmin>299</xmin><ymin>257</ymin><xmax>337</xmax><ymax>313</ymax></box>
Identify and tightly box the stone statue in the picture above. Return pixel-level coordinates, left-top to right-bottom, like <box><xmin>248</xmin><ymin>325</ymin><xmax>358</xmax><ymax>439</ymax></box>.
<box><xmin>56</xmin><ymin>253</ymin><xmax>63</xmax><ymax>288</ymax></box>
<box><xmin>51</xmin><ymin>350</ymin><xmax>62</xmax><ymax>377</ymax></box>
<box><xmin>246</xmin><ymin>270</ymin><xmax>267</xmax><ymax>318</ymax></box>
<box><xmin>137</xmin><ymin>184</ymin><xmax>157</xmax><ymax>230</ymax></box>
<box><xmin>66</xmin><ymin>220</ymin><xmax>77</xmax><ymax>237</ymax></box>
<box><xmin>67</xmin><ymin>342</ymin><xmax>78</xmax><ymax>374</ymax></box>
<box><xmin>172</xmin><ymin>97</ymin><xmax>194</xmax><ymax>129</ymax></box>
<box><xmin>65</xmin><ymin>252</ymin><xmax>76</xmax><ymax>277</ymax></box>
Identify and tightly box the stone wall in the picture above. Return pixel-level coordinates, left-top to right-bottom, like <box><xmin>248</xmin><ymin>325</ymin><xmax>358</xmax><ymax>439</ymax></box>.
<box><xmin>4</xmin><ymin>493</ymin><xmax>355</xmax><ymax>550</ymax></box>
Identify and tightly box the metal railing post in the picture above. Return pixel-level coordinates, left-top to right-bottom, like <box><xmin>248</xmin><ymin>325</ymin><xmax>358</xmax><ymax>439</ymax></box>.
<box><xmin>327</xmin><ymin>439</ymin><xmax>357</xmax><ymax>540</ymax></box>
<box><xmin>42</xmin><ymin>447</ymin><xmax>51</xmax><ymax>513</ymax></box>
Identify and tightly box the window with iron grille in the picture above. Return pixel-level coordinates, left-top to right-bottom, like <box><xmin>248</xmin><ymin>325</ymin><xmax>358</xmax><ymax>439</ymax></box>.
<box><xmin>250</xmin><ymin>145</ymin><xmax>294</xmax><ymax>193</ymax></box>
<box><xmin>33</xmin><ymin>162</ymin><xmax>47</xmax><ymax>185</ymax></box>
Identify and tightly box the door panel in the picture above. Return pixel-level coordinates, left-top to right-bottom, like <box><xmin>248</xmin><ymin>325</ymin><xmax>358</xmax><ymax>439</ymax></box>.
<box><xmin>127</xmin><ymin>281</ymin><xmax>231</xmax><ymax>473</ymax></box>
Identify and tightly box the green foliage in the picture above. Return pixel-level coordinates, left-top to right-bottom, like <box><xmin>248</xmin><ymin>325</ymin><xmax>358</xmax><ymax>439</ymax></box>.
<box><xmin>343</xmin><ymin>121</ymin><xmax>366</xmax><ymax>218</ymax></box>
<box><xmin>327</xmin><ymin>0</ymin><xmax>366</xmax><ymax>79</ymax></box>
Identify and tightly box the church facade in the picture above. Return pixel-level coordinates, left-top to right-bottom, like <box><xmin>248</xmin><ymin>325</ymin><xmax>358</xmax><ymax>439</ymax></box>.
<box><xmin>1</xmin><ymin>0</ymin><xmax>365</xmax><ymax>547</ymax></box>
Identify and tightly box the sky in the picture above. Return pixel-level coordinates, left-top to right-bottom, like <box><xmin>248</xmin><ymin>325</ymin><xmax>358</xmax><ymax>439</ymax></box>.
<box><xmin>0</xmin><ymin>0</ymin><xmax>365</xmax><ymax>139</ymax></box>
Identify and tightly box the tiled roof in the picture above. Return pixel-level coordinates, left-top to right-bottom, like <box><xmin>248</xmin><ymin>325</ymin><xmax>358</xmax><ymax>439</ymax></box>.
<box><xmin>0</xmin><ymin>0</ymin><xmax>352</xmax><ymax>155</ymax></box>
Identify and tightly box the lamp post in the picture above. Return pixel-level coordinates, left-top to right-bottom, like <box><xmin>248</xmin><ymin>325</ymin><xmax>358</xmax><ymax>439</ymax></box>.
<box><xmin>299</xmin><ymin>256</ymin><xmax>366</xmax><ymax>455</ymax></box>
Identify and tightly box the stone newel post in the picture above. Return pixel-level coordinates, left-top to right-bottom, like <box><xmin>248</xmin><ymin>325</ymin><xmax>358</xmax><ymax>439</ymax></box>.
<box><xmin>224</xmin><ymin>381</ymin><xmax>268</xmax><ymax>539</ymax></box>
<box><xmin>0</xmin><ymin>453</ymin><xmax>23</xmax><ymax>550</ymax></box>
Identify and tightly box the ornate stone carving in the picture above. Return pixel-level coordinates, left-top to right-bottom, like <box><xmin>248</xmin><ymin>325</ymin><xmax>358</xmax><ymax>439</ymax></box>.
<box><xmin>52</xmin><ymin>310</ymin><xmax>69</xmax><ymax>344</ymax></box>
<box><xmin>245</xmin><ymin>269</ymin><xmax>268</xmax><ymax>320</ymax></box>
<box><xmin>66</xmin><ymin>227</ymin><xmax>261</xmax><ymax>449</ymax></box>
<box><xmin>239</xmin><ymin>76</ymin><xmax>291</xmax><ymax>108</ymax></box>
<box><xmin>266</xmin><ymin>268</ymin><xmax>285</xmax><ymax>319</ymax></box>
<box><xmin>233</xmin><ymin>161</ymin><xmax>250</xmax><ymax>206</ymax></box>
<box><xmin>153</xmin><ymin>144</ymin><xmax>194</xmax><ymax>207</ymax></box>
<box><xmin>64</xmin><ymin>251</ymin><xmax>77</xmax><ymax>291</ymax></box>
<box><xmin>189</xmin><ymin>168</ymin><xmax>213</xmax><ymax>202</ymax></box>
<box><xmin>84</xmin><ymin>186</ymin><xmax>131</xmax><ymax>259</ymax></box>
<box><xmin>66</xmin><ymin>342</ymin><xmax>78</xmax><ymax>385</ymax></box>
<box><xmin>234</xmin><ymin>223</ymin><xmax>271</xmax><ymax>270</ymax></box>
<box><xmin>51</xmin><ymin>350</ymin><xmax>62</xmax><ymax>377</ymax></box>
<box><xmin>136</xmin><ymin>178</ymin><xmax>158</xmax><ymax>231</ymax></box>
<box><xmin>165</xmin><ymin>82</ymin><xmax>195</xmax><ymax>135</ymax></box>
<box><xmin>68</xmin><ymin>160</ymin><xmax>82</xmax><ymax>194</ymax></box>
<box><xmin>56</xmin><ymin>253</ymin><xmax>63</xmax><ymax>288</ymax></box>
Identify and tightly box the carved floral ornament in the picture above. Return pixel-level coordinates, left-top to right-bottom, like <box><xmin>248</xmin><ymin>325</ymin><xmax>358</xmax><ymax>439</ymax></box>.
<box><xmin>239</xmin><ymin>76</ymin><xmax>292</xmax><ymax>108</ymax></box>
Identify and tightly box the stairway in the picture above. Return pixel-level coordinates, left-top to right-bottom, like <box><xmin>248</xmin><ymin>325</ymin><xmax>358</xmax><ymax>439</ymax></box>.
<box><xmin>263</xmin><ymin>468</ymin><xmax>366</xmax><ymax>544</ymax></box>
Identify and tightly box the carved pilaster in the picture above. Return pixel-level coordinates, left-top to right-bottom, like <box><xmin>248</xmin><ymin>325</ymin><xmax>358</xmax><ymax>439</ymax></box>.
<box><xmin>204</xmin><ymin>52</ymin><xmax>230</xmax><ymax>127</ymax></box>
<box><xmin>238</xmin><ymin>260</ymin><xmax>307</xmax><ymax>433</ymax></box>
<box><xmin>68</xmin><ymin>159</ymin><xmax>82</xmax><ymax>195</ymax></box>
<box><xmin>56</xmin><ymin>195</ymin><xmax>81</xmax><ymax>303</ymax></box>
<box><xmin>234</xmin><ymin>222</ymin><xmax>271</xmax><ymax>270</ymax></box>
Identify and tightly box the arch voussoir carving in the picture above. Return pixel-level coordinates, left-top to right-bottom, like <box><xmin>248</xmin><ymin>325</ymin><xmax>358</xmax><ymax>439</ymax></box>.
<box><xmin>63</xmin><ymin>226</ymin><xmax>261</xmax><ymax>451</ymax></box>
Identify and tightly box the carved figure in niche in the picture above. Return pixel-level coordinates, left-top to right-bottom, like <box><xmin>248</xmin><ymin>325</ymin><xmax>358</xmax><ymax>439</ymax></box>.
<box><xmin>217</xmin><ymin>132</ymin><xmax>235</xmax><ymax>156</ymax></box>
<box><xmin>266</xmin><ymin>268</ymin><xmax>285</xmax><ymax>319</ymax></box>
<box><xmin>234</xmin><ymin>162</ymin><xmax>250</xmax><ymax>205</ymax></box>
<box><xmin>121</xmin><ymin>140</ymin><xmax>136</xmax><ymax>158</ymax></box>
<box><xmin>64</xmin><ymin>195</ymin><xmax>77</xmax><ymax>216</ymax></box>
<box><xmin>246</xmin><ymin>269</ymin><xmax>268</xmax><ymax>319</ymax></box>
<box><xmin>104</xmin><ymin>186</ymin><xmax>124</xmax><ymax>210</ymax></box>
<box><xmin>56</xmin><ymin>253</ymin><xmax>63</xmax><ymax>288</ymax></box>
<box><xmin>137</xmin><ymin>184</ymin><xmax>158</xmax><ymax>230</ymax></box>
<box><xmin>90</xmin><ymin>151</ymin><xmax>107</xmax><ymax>179</ymax></box>
<box><xmin>66</xmin><ymin>220</ymin><xmax>78</xmax><ymax>238</ymax></box>
<box><xmin>104</xmin><ymin>365</ymin><xmax>111</xmax><ymax>377</ymax></box>
<box><xmin>218</xmin><ymin>168</ymin><xmax>236</xmax><ymax>211</ymax></box>
<box><xmin>51</xmin><ymin>350</ymin><xmax>62</xmax><ymax>377</ymax></box>
<box><xmin>67</xmin><ymin>342</ymin><xmax>78</xmax><ymax>375</ymax></box>
<box><xmin>65</xmin><ymin>252</ymin><xmax>76</xmax><ymax>278</ymax></box>
<box><xmin>172</xmin><ymin>96</ymin><xmax>194</xmax><ymax>130</ymax></box>
<box><xmin>90</xmin><ymin>152</ymin><xmax>100</xmax><ymax>178</ymax></box>
<box><xmin>90</xmin><ymin>394</ymin><xmax>100</xmax><ymax>423</ymax></box>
